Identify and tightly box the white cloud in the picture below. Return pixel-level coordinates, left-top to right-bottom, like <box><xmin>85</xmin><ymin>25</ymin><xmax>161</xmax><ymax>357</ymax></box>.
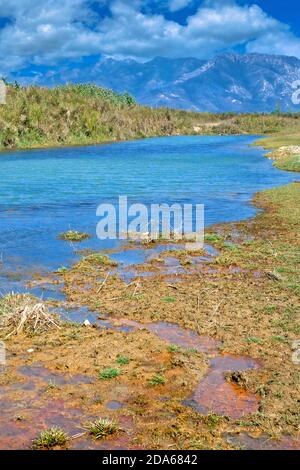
<box><xmin>0</xmin><ymin>0</ymin><xmax>299</xmax><ymax>77</ymax></box>
<box><xmin>168</xmin><ymin>0</ymin><xmax>193</xmax><ymax>12</ymax></box>
<box><xmin>247</xmin><ymin>31</ymin><xmax>300</xmax><ymax>59</ymax></box>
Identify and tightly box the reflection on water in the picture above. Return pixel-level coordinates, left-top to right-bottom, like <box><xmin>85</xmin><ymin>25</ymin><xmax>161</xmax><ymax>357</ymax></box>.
<box><xmin>0</xmin><ymin>135</ymin><xmax>299</xmax><ymax>295</ymax></box>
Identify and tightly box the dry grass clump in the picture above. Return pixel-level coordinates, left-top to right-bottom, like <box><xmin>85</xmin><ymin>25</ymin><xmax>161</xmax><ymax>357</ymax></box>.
<box><xmin>0</xmin><ymin>293</ymin><xmax>60</xmax><ymax>338</ymax></box>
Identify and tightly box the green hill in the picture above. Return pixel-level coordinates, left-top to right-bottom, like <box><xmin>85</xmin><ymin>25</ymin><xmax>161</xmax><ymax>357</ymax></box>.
<box><xmin>0</xmin><ymin>83</ymin><xmax>300</xmax><ymax>151</ymax></box>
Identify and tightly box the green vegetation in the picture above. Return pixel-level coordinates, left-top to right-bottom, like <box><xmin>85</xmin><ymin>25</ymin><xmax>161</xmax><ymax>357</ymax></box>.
<box><xmin>167</xmin><ymin>344</ymin><xmax>181</xmax><ymax>353</ymax></box>
<box><xmin>0</xmin><ymin>83</ymin><xmax>196</xmax><ymax>149</ymax></box>
<box><xmin>148</xmin><ymin>374</ymin><xmax>166</xmax><ymax>386</ymax></box>
<box><xmin>1</xmin><ymin>83</ymin><xmax>300</xmax><ymax>151</ymax></box>
<box><xmin>99</xmin><ymin>367</ymin><xmax>121</xmax><ymax>380</ymax></box>
<box><xmin>32</xmin><ymin>427</ymin><xmax>69</xmax><ymax>449</ymax></box>
<box><xmin>57</xmin><ymin>266</ymin><xmax>68</xmax><ymax>274</ymax></box>
<box><xmin>255</xmin><ymin>133</ymin><xmax>300</xmax><ymax>172</ymax></box>
<box><xmin>83</xmin><ymin>253</ymin><xmax>118</xmax><ymax>267</ymax></box>
<box><xmin>116</xmin><ymin>355</ymin><xmax>130</xmax><ymax>365</ymax></box>
<box><xmin>161</xmin><ymin>297</ymin><xmax>176</xmax><ymax>303</ymax></box>
<box><xmin>58</xmin><ymin>230</ymin><xmax>91</xmax><ymax>242</ymax></box>
<box><xmin>204</xmin><ymin>233</ymin><xmax>223</xmax><ymax>243</ymax></box>
<box><xmin>246</xmin><ymin>336</ymin><xmax>263</xmax><ymax>344</ymax></box>
<box><xmin>84</xmin><ymin>418</ymin><xmax>121</xmax><ymax>439</ymax></box>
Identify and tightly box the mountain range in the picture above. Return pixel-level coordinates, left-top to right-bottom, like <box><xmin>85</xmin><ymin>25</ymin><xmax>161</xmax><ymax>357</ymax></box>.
<box><xmin>18</xmin><ymin>53</ymin><xmax>300</xmax><ymax>113</ymax></box>
<box><xmin>93</xmin><ymin>53</ymin><xmax>300</xmax><ymax>113</ymax></box>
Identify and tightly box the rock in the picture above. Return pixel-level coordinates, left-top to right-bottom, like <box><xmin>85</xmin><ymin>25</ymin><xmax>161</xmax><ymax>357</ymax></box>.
<box><xmin>266</xmin><ymin>271</ymin><xmax>284</xmax><ymax>282</ymax></box>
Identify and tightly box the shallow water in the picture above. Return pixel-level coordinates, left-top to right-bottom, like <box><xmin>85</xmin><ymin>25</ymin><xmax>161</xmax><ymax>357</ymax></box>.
<box><xmin>0</xmin><ymin>135</ymin><xmax>299</xmax><ymax>294</ymax></box>
<box><xmin>183</xmin><ymin>355</ymin><xmax>261</xmax><ymax>419</ymax></box>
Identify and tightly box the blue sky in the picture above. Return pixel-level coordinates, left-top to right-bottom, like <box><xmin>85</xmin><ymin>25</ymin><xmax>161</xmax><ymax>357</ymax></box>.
<box><xmin>0</xmin><ymin>0</ymin><xmax>299</xmax><ymax>83</ymax></box>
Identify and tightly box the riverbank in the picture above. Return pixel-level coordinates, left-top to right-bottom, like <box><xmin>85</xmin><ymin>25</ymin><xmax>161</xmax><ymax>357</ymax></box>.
<box><xmin>1</xmin><ymin>84</ymin><xmax>300</xmax><ymax>151</ymax></box>
<box><xmin>1</xmin><ymin>176</ymin><xmax>299</xmax><ymax>449</ymax></box>
<box><xmin>255</xmin><ymin>134</ymin><xmax>300</xmax><ymax>172</ymax></box>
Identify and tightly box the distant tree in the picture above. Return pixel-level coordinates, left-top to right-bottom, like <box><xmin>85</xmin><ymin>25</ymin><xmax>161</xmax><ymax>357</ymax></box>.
<box><xmin>123</xmin><ymin>92</ymin><xmax>136</xmax><ymax>106</ymax></box>
<box><xmin>13</xmin><ymin>81</ymin><xmax>21</xmax><ymax>90</ymax></box>
<box><xmin>273</xmin><ymin>103</ymin><xmax>281</xmax><ymax>114</ymax></box>
<box><xmin>0</xmin><ymin>76</ymin><xmax>8</xmax><ymax>85</ymax></box>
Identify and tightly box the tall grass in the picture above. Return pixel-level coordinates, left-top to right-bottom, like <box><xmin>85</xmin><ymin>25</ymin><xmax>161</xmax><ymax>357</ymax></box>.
<box><xmin>0</xmin><ymin>83</ymin><xmax>300</xmax><ymax>150</ymax></box>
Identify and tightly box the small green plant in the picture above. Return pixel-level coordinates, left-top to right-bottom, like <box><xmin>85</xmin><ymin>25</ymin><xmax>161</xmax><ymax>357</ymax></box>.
<box><xmin>204</xmin><ymin>233</ymin><xmax>223</xmax><ymax>243</ymax></box>
<box><xmin>206</xmin><ymin>413</ymin><xmax>221</xmax><ymax>428</ymax></box>
<box><xmin>116</xmin><ymin>355</ymin><xmax>130</xmax><ymax>365</ymax></box>
<box><xmin>184</xmin><ymin>348</ymin><xmax>198</xmax><ymax>356</ymax></box>
<box><xmin>272</xmin><ymin>335</ymin><xmax>288</xmax><ymax>343</ymax></box>
<box><xmin>99</xmin><ymin>367</ymin><xmax>121</xmax><ymax>380</ymax></box>
<box><xmin>246</xmin><ymin>336</ymin><xmax>263</xmax><ymax>344</ymax></box>
<box><xmin>161</xmin><ymin>297</ymin><xmax>176</xmax><ymax>303</ymax></box>
<box><xmin>58</xmin><ymin>230</ymin><xmax>91</xmax><ymax>242</ymax></box>
<box><xmin>264</xmin><ymin>304</ymin><xmax>277</xmax><ymax>314</ymax></box>
<box><xmin>167</xmin><ymin>344</ymin><xmax>181</xmax><ymax>353</ymax></box>
<box><xmin>84</xmin><ymin>418</ymin><xmax>121</xmax><ymax>439</ymax></box>
<box><xmin>57</xmin><ymin>266</ymin><xmax>68</xmax><ymax>274</ymax></box>
<box><xmin>148</xmin><ymin>374</ymin><xmax>166</xmax><ymax>386</ymax></box>
<box><xmin>84</xmin><ymin>253</ymin><xmax>118</xmax><ymax>267</ymax></box>
<box><xmin>32</xmin><ymin>427</ymin><xmax>69</xmax><ymax>449</ymax></box>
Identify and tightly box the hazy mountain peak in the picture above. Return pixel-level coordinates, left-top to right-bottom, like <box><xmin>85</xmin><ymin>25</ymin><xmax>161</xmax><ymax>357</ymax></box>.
<box><xmin>89</xmin><ymin>53</ymin><xmax>300</xmax><ymax>112</ymax></box>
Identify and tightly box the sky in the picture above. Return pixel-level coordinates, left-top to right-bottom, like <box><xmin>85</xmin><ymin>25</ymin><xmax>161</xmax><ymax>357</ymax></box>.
<box><xmin>0</xmin><ymin>0</ymin><xmax>300</xmax><ymax>82</ymax></box>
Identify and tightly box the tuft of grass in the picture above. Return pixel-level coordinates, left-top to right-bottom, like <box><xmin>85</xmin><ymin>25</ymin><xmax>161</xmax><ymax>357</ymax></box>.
<box><xmin>57</xmin><ymin>266</ymin><xmax>68</xmax><ymax>274</ymax></box>
<box><xmin>246</xmin><ymin>336</ymin><xmax>263</xmax><ymax>344</ymax></box>
<box><xmin>167</xmin><ymin>344</ymin><xmax>181</xmax><ymax>353</ymax></box>
<box><xmin>58</xmin><ymin>230</ymin><xmax>91</xmax><ymax>242</ymax></box>
<box><xmin>84</xmin><ymin>418</ymin><xmax>121</xmax><ymax>440</ymax></box>
<box><xmin>99</xmin><ymin>367</ymin><xmax>121</xmax><ymax>380</ymax></box>
<box><xmin>184</xmin><ymin>348</ymin><xmax>198</xmax><ymax>356</ymax></box>
<box><xmin>272</xmin><ymin>335</ymin><xmax>288</xmax><ymax>343</ymax></box>
<box><xmin>116</xmin><ymin>355</ymin><xmax>130</xmax><ymax>366</ymax></box>
<box><xmin>204</xmin><ymin>233</ymin><xmax>223</xmax><ymax>243</ymax></box>
<box><xmin>148</xmin><ymin>374</ymin><xmax>166</xmax><ymax>386</ymax></box>
<box><xmin>205</xmin><ymin>413</ymin><xmax>221</xmax><ymax>429</ymax></box>
<box><xmin>83</xmin><ymin>253</ymin><xmax>118</xmax><ymax>267</ymax></box>
<box><xmin>32</xmin><ymin>427</ymin><xmax>69</xmax><ymax>449</ymax></box>
<box><xmin>161</xmin><ymin>297</ymin><xmax>176</xmax><ymax>303</ymax></box>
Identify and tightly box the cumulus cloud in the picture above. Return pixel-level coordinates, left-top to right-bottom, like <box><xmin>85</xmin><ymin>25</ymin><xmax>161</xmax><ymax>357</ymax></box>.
<box><xmin>168</xmin><ymin>0</ymin><xmax>193</xmax><ymax>12</ymax></box>
<box><xmin>0</xmin><ymin>0</ymin><xmax>299</xmax><ymax>76</ymax></box>
<box><xmin>246</xmin><ymin>31</ymin><xmax>300</xmax><ymax>58</ymax></box>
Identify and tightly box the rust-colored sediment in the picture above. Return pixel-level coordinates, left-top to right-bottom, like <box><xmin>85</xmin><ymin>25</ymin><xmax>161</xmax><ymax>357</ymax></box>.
<box><xmin>146</xmin><ymin>322</ymin><xmax>221</xmax><ymax>354</ymax></box>
<box><xmin>0</xmin><ymin>364</ymin><xmax>136</xmax><ymax>450</ymax></box>
<box><xmin>184</xmin><ymin>355</ymin><xmax>261</xmax><ymax>419</ymax></box>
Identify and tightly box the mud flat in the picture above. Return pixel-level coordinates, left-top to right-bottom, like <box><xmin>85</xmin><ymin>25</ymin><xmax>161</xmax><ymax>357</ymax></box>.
<box><xmin>1</xmin><ymin>181</ymin><xmax>300</xmax><ymax>450</ymax></box>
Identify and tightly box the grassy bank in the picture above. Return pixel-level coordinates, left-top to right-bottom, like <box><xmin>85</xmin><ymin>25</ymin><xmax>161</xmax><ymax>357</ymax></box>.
<box><xmin>254</xmin><ymin>133</ymin><xmax>300</xmax><ymax>172</ymax></box>
<box><xmin>1</xmin><ymin>83</ymin><xmax>300</xmax><ymax>150</ymax></box>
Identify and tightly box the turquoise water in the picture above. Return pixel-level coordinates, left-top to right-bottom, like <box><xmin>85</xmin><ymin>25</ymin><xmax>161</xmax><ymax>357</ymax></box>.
<box><xmin>0</xmin><ymin>135</ymin><xmax>299</xmax><ymax>294</ymax></box>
